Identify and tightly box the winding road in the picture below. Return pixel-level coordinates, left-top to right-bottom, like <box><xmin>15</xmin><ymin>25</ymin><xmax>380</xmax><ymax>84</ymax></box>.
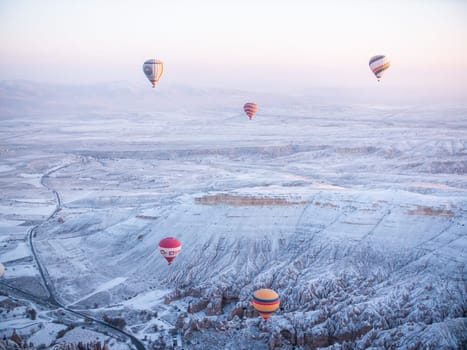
<box><xmin>3</xmin><ymin>162</ymin><xmax>146</xmax><ymax>350</ymax></box>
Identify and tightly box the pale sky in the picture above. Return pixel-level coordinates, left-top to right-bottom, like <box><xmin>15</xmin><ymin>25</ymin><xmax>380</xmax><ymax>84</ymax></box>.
<box><xmin>1</xmin><ymin>0</ymin><xmax>466</xmax><ymax>100</ymax></box>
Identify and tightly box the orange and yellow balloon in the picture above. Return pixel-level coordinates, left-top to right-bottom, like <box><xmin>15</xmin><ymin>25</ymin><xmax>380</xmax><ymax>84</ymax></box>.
<box><xmin>252</xmin><ymin>288</ymin><xmax>280</xmax><ymax>320</ymax></box>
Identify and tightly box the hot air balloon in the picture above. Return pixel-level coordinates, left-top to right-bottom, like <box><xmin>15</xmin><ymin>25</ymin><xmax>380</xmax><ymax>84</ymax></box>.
<box><xmin>243</xmin><ymin>102</ymin><xmax>258</xmax><ymax>120</ymax></box>
<box><xmin>369</xmin><ymin>55</ymin><xmax>390</xmax><ymax>82</ymax></box>
<box><xmin>252</xmin><ymin>288</ymin><xmax>280</xmax><ymax>320</ymax></box>
<box><xmin>158</xmin><ymin>237</ymin><xmax>181</xmax><ymax>265</ymax></box>
<box><xmin>0</xmin><ymin>262</ymin><xmax>4</xmax><ymax>278</ymax></box>
<box><xmin>143</xmin><ymin>59</ymin><xmax>165</xmax><ymax>88</ymax></box>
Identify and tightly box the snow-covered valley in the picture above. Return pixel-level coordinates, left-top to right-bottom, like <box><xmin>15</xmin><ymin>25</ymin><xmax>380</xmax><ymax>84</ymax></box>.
<box><xmin>0</xmin><ymin>82</ymin><xmax>466</xmax><ymax>349</ymax></box>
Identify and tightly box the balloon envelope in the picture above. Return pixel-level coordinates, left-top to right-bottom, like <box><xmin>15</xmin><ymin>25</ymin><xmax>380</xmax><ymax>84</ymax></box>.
<box><xmin>158</xmin><ymin>237</ymin><xmax>181</xmax><ymax>265</ymax></box>
<box><xmin>143</xmin><ymin>59</ymin><xmax>165</xmax><ymax>87</ymax></box>
<box><xmin>243</xmin><ymin>102</ymin><xmax>258</xmax><ymax>120</ymax></box>
<box><xmin>369</xmin><ymin>55</ymin><xmax>390</xmax><ymax>81</ymax></box>
<box><xmin>252</xmin><ymin>288</ymin><xmax>280</xmax><ymax>320</ymax></box>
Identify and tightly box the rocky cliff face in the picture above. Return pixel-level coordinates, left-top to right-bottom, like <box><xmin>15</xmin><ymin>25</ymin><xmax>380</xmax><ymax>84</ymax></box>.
<box><xmin>157</xmin><ymin>195</ymin><xmax>466</xmax><ymax>349</ymax></box>
<box><xmin>33</xmin><ymin>146</ymin><xmax>466</xmax><ymax>349</ymax></box>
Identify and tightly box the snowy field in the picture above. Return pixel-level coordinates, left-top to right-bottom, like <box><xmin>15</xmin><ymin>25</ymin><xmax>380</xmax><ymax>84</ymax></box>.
<box><xmin>0</xmin><ymin>81</ymin><xmax>466</xmax><ymax>349</ymax></box>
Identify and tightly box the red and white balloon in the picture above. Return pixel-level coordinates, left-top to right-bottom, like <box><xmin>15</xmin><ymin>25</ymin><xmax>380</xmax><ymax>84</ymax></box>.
<box><xmin>158</xmin><ymin>237</ymin><xmax>182</xmax><ymax>265</ymax></box>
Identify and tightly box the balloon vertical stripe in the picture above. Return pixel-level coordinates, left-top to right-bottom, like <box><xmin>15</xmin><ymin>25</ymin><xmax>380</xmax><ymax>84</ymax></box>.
<box><xmin>143</xmin><ymin>59</ymin><xmax>165</xmax><ymax>87</ymax></box>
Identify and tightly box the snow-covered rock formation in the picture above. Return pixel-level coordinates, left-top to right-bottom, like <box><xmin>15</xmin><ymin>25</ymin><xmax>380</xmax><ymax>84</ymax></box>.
<box><xmin>0</xmin><ymin>82</ymin><xmax>466</xmax><ymax>349</ymax></box>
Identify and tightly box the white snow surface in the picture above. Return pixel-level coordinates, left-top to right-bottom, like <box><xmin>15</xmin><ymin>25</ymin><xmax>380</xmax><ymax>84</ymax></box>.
<box><xmin>0</xmin><ymin>242</ymin><xmax>31</xmax><ymax>263</ymax></box>
<box><xmin>0</xmin><ymin>81</ymin><xmax>466</xmax><ymax>349</ymax></box>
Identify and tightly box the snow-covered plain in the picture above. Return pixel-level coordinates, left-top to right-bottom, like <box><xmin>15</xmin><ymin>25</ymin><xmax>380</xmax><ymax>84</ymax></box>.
<box><xmin>0</xmin><ymin>81</ymin><xmax>466</xmax><ymax>349</ymax></box>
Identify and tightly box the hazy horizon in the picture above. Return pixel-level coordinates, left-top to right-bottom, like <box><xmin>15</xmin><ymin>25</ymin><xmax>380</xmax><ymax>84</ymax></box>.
<box><xmin>1</xmin><ymin>0</ymin><xmax>467</xmax><ymax>104</ymax></box>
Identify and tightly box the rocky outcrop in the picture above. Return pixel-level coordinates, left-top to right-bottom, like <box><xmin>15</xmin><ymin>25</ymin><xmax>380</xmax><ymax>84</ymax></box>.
<box><xmin>10</xmin><ymin>330</ymin><xmax>22</xmax><ymax>346</ymax></box>
<box><xmin>52</xmin><ymin>341</ymin><xmax>109</xmax><ymax>350</ymax></box>
<box><xmin>175</xmin><ymin>312</ymin><xmax>188</xmax><ymax>330</ymax></box>
<box><xmin>206</xmin><ymin>296</ymin><xmax>222</xmax><ymax>316</ymax></box>
<box><xmin>407</xmin><ymin>205</ymin><xmax>454</xmax><ymax>217</ymax></box>
<box><xmin>0</xmin><ymin>339</ymin><xmax>34</xmax><ymax>350</ymax></box>
<box><xmin>164</xmin><ymin>287</ymin><xmax>202</xmax><ymax>304</ymax></box>
<box><xmin>195</xmin><ymin>193</ymin><xmax>310</xmax><ymax>206</ymax></box>
<box><xmin>188</xmin><ymin>297</ymin><xmax>209</xmax><ymax>313</ymax></box>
